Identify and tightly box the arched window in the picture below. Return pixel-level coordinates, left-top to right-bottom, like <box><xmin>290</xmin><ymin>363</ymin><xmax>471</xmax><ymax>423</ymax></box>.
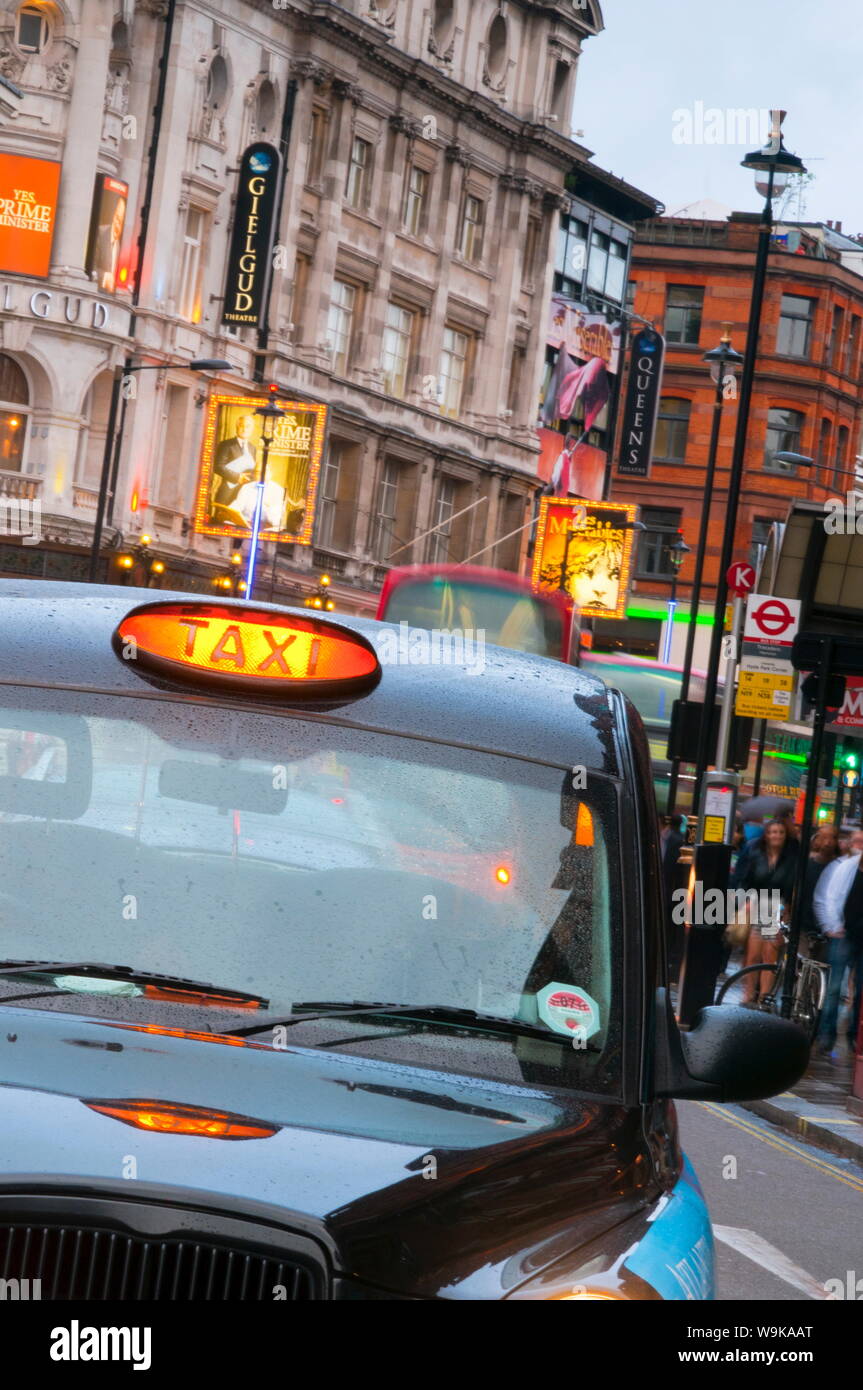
<box><xmin>0</xmin><ymin>354</ymin><xmax>30</xmax><ymax>473</ymax></box>
<box><xmin>16</xmin><ymin>4</ymin><xmax>51</xmax><ymax>55</ymax></box>
<box><xmin>206</xmin><ymin>54</ymin><xmax>229</xmax><ymax>109</ymax></box>
<box><xmin>256</xmin><ymin>79</ymin><xmax>276</xmax><ymax>135</ymax></box>
<box><xmin>487</xmin><ymin>14</ymin><xmax>508</xmax><ymax>80</ymax></box>
<box><xmin>432</xmin><ymin>0</ymin><xmax>454</xmax><ymax>47</ymax></box>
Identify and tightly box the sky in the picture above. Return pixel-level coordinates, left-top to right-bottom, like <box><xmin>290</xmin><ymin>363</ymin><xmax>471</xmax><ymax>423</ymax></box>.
<box><xmin>573</xmin><ymin>0</ymin><xmax>863</xmax><ymax>234</ymax></box>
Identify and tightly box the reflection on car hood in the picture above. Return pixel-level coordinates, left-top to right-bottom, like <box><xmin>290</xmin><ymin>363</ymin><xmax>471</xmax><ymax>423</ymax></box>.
<box><xmin>0</xmin><ymin>1006</ymin><xmax>655</xmax><ymax>1298</ymax></box>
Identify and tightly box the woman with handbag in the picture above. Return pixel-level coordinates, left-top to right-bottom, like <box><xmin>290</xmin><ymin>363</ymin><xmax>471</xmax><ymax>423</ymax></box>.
<box><xmin>740</xmin><ymin>818</ymin><xmax>799</xmax><ymax>1003</ymax></box>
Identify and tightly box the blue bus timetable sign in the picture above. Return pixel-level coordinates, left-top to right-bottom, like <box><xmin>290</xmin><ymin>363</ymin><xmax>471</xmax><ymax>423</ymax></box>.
<box><xmin>616</xmin><ymin>328</ymin><xmax>666</xmax><ymax>479</ymax></box>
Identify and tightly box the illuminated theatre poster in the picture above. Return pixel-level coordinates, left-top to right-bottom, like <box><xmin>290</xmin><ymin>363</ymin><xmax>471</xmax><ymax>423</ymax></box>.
<box><xmin>194</xmin><ymin>393</ymin><xmax>327</xmax><ymax>546</ymax></box>
<box><xmin>532</xmin><ymin>497</ymin><xmax>637</xmax><ymax>621</ymax></box>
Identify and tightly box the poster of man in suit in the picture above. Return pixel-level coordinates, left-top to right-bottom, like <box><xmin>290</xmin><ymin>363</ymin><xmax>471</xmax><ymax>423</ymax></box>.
<box><xmin>86</xmin><ymin>174</ymin><xmax>128</xmax><ymax>294</ymax></box>
<box><xmin>195</xmin><ymin>394</ymin><xmax>327</xmax><ymax>546</ymax></box>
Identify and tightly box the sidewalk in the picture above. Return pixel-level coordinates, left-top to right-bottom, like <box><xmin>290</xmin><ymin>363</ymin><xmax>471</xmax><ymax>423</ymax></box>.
<box><xmin>708</xmin><ymin>965</ymin><xmax>863</xmax><ymax>1163</ymax></box>
<box><xmin>741</xmin><ymin>1047</ymin><xmax>863</xmax><ymax>1164</ymax></box>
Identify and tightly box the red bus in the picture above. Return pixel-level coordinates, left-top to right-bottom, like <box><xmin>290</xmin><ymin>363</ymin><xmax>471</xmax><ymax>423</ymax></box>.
<box><xmin>376</xmin><ymin>564</ymin><xmax>581</xmax><ymax>663</ymax></box>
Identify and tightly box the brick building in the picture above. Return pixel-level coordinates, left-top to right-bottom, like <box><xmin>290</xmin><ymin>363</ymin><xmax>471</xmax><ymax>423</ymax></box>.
<box><xmin>603</xmin><ymin>212</ymin><xmax>863</xmax><ymax>664</ymax></box>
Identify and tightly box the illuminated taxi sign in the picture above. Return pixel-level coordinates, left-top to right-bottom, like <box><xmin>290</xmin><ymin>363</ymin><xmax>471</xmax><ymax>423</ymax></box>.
<box><xmin>114</xmin><ymin>603</ymin><xmax>381</xmax><ymax>698</ymax></box>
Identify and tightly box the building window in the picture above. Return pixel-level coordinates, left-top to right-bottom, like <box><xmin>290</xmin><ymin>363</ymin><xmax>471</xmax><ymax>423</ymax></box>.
<box><xmin>308</xmin><ymin>108</ymin><xmax>329</xmax><ymax>184</ymax></box>
<box><xmin>522</xmin><ymin>217</ymin><xmax>540</xmax><ymax>288</ymax></box>
<box><xmin>458</xmin><ymin>194</ymin><xmax>484</xmax><ymax>262</ymax></box>
<box><xmin>750</xmin><ymin>517</ymin><xmax>772</xmax><ymax>572</ymax></box>
<box><xmin>16</xmin><ymin>5</ymin><xmax>49</xmax><ymax>53</ymax></box>
<box><xmin>583</xmin><ymin>230</ymin><xmax>628</xmax><ymax>304</ymax></box>
<box><xmin>255</xmin><ymin>80</ymin><xmax>276</xmax><ymax>135</ymax></box>
<box><xmin>776</xmin><ymin>295</ymin><xmax>814</xmax><ymax>357</ymax></box>
<box><xmin>827</xmin><ymin>305</ymin><xmax>845</xmax><ymax>370</ymax></box>
<box><xmin>402</xmin><ymin>165</ymin><xmax>428</xmax><ymax>235</ymax></box>
<box><xmin>665</xmin><ymin>285</ymin><xmax>704</xmax><ymax>345</ymax></box>
<box><xmin>637</xmin><ymin>508</ymin><xmax>682</xmax><ymax>577</ymax></box>
<box><xmin>345</xmin><ymin>136</ymin><xmax>372</xmax><ymax>209</ymax></box>
<box><xmin>291</xmin><ymin>253</ymin><xmax>311</xmax><ymax>329</ymax></box>
<box><xmin>625</xmin><ymin>279</ymin><xmax>637</xmax><ymax>313</ymax></box>
<box><xmin>846</xmin><ymin>315</ymin><xmax>860</xmax><ymax>376</ymax></box>
<box><xmin>427</xmin><ymin>478</ymin><xmax>456</xmax><ymax>563</ymax></box>
<box><xmin>179</xmin><ymin>207</ymin><xmax>206</xmax><ymax>322</ymax></box>
<box><xmin>381</xmin><ymin>303</ymin><xmax>414</xmax><ymax>399</ymax></box>
<box><xmin>555</xmin><ymin>215</ymin><xmax>588</xmax><ymax>296</ymax></box>
<box><xmin>0</xmin><ymin>353</ymin><xmax>29</xmax><ymax>473</ymax></box>
<box><xmin>317</xmin><ymin>447</ymin><xmax>341</xmax><ymax>550</ymax></box>
<box><xmin>373</xmin><ymin>459</ymin><xmax>400</xmax><ymax>561</ymax></box>
<box><xmin>326</xmin><ymin>279</ymin><xmax>356</xmax><ymax>374</ymax></box>
<box><xmin>654</xmin><ymin>398</ymin><xmax>691</xmax><ymax>463</ymax></box>
<box><xmin>438</xmin><ymin>326</ymin><xmax>469</xmax><ymax>418</ymax></box>
<box><xmin>205</xmin><ymin>54</ymin><xmax>229</xmax><ymax>109</ymax></box>
<box><xmin>604</xmin><ymin>239</ymin><xmax>627</xmax><ymax>302</ymax></box>
<box><xmin>818</xmin><ymin>417</ymin><xmax>832</xmax><ymax>474</ymax></box>
<box><xmin>833</xmin><ymin>424</ymin><xmax>850</xmax><ymax>490</ymax></box>
<box><xmin>764</xmin><ymin>406</ymin><xmax>805</xmax><ymax>471</ymax></box>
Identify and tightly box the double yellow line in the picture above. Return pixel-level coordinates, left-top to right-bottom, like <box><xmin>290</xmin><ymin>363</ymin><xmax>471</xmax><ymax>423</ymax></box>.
<box><xmin>699</xmin><ymin>1102</ymin><xmax>863</xmax><ymax>1194</ymax></box>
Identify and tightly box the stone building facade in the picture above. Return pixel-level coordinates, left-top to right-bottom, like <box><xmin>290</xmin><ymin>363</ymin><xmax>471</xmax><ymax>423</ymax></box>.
<box><xmin>0</xmin><ymin>0</ymin><xmax>623</xmax><ymax>610</ymax></box>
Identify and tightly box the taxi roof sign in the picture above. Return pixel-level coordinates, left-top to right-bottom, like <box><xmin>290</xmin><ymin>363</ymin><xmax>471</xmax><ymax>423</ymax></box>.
<box><xmin>114</xmin><ymin>602</ymin><xmax>381</xmax><ymax>699</ymax></box>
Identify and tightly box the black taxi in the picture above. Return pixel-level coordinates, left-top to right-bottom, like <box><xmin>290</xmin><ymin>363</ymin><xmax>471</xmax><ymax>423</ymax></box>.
<box><xmin>0</xmin><ymin>582</ymin><xmax>808</xmax><ymax>1301</ymax></box>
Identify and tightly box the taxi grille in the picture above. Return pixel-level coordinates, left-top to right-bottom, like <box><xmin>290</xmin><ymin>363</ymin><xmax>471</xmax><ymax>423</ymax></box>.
<box><xmin>0</xmin><ymin>1223</ymin><xmax>318</xmax><ymax>1300</ymax></box>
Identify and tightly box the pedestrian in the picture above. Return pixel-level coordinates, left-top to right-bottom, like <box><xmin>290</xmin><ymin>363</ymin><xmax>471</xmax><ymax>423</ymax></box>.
<box><xmin>799</xmin><ymin>826</ymin><xmax>839</xmax><ymax>961</ymax></box>
<box><xmin>731</xmin><ymin>813</ymin><xmax>765</xmax><ymax>889</ymax></box>
<box><xmin>813</xmin><ymin>829</ymin><xmax>863</xmax><ymax>1057</ymax></box>
<box><xmin>740</xmin><ymin>818</ymin><xmax>798</xmax><ymax>1003</ymax></box>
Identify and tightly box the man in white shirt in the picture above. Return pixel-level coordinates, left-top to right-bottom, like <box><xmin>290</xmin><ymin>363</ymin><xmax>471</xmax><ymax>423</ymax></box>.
<box><xmin>813</xmin><ymin>830</ymin><xmax>863</xmax><ymax>1055</ymax></box>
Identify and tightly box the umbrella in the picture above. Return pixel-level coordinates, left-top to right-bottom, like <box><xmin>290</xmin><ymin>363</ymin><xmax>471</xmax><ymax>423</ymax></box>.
<box><xmin>739</xmin><ymin>795</ymin><xmax>794</xmax><ymax>822</ymax></box>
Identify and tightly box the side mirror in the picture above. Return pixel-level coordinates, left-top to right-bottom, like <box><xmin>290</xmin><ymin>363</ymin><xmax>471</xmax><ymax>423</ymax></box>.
<box><xmin>653</xmin><ymin>987</ymin><xmax>810</xmax><ymax>1102</ymax></box>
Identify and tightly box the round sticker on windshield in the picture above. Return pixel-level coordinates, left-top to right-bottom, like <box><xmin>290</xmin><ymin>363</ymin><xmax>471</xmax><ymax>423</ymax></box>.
<box><xmin>536</xmin><ymin>983</ymin><xmax>600</xmax><ymax>1041</ymax></box>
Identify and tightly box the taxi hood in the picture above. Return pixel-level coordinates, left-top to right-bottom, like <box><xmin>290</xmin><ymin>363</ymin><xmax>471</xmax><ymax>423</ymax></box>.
<box><xmin>0</xmin><ymin>1006</ymin><xmax>653</xmax><ymax>1299</ymax></box>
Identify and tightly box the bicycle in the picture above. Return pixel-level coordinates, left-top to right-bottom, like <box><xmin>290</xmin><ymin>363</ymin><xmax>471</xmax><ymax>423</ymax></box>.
<box><xmin>716</xmin><ymin>923</ymin><xmax>828</xmax><ymax>1040</ymax></box>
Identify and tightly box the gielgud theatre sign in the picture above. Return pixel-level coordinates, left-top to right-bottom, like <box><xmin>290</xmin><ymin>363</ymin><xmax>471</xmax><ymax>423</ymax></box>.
<box><xmin>222</xmin><ymin>143</ymin><xmax>281</xmax><ymax>329</ymax></box>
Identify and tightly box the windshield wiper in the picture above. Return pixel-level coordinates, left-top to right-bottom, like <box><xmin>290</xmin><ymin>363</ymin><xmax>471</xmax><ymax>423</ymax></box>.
<box><xmin>227</xmin><ymin>1000</ymin><xmax>599</xmax><ymax>1047</ymax></box>
<box><xmin>0</xmin><ymin>961</ymin><xmax>268</xmax><ymax>1009</ymax></box>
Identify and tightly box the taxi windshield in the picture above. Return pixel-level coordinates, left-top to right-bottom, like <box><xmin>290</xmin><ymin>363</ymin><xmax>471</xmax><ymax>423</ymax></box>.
<box><xmin>382</xmin><ymin>579</ymin><xmax>564</xmax><ymax>659</ymax></box>
<box><xmin>0</xmin><ymin>688</ymin><xmax>622</xmax><ymax>1094</ymax></box>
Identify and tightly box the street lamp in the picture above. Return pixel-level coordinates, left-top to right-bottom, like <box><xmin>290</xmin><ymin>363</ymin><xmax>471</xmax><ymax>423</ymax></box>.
<box><xmin>88</xmin><ymin>358</ymin><xmax>231</xmax><ymax>583</ymax></box>
<box><xmin>245</xmin><ymin>388</ymin><xmax>286</xmax><ymax>600</ymax></box>
<box><xmin>660</xmin><ymin>533</ymin><xmax>691</xmax><ymax>665</ymax></box>
<box><xmin>666</xmin><ymin>328</ymin><xmax>743</xmax><ymax>815</ymax></box>
<box><xmin>679</xmin><ymin>114</ymin><xmax>807</xmax><ymax>1026</ymax></box>
<box><xmin>691</xmin><ymin>114</ymin><xmax>806</xmax><ymax>814</ymax></box>
<box><xmin>304</xmin><ymin>572</ymin><xmax>336</xmax><ymax>612</ymax></box>
<box><xmin>114</xmin><ymin>531</ymin><xmax>165</xmax><ymax>587</ymax></box>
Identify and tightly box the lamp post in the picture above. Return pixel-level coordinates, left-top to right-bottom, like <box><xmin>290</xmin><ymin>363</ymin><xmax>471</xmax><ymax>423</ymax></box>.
<box><xmin>660</xmin><ymin>533</ymin><xmax>691</xmax><ymax>665</ymax></box>
<box><xmin>690</xmin><ymin>113</ymin><xmax>806</xmax><ymax>815</ymax></box>
<box><xmin>246</xmin><ymin>390</ymin><xmax>286</xmax><ymax>600</ymax></box>
<box><xmin>213</xmin><ymin>548</ymin><xmax>247</xmax><ymax>598</ymax></box>
<box><xmin>114</xmin><ymin>532</ymin><xmax>166</xmax><ymax>588</ymax></box>
<box><xmin>88</xmin><ymin>358</ymin><xmax>231</xmax><ymax>584</ymax></box>
<box><xmin>678</xmin><ymin>114</ymin><xmax>806</xmax><ymax>1027</ymax></box>
<box><xmin>666</xmin><ymin>328</ymin><xmax>743</xmax><ymax>815</ymax></box>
